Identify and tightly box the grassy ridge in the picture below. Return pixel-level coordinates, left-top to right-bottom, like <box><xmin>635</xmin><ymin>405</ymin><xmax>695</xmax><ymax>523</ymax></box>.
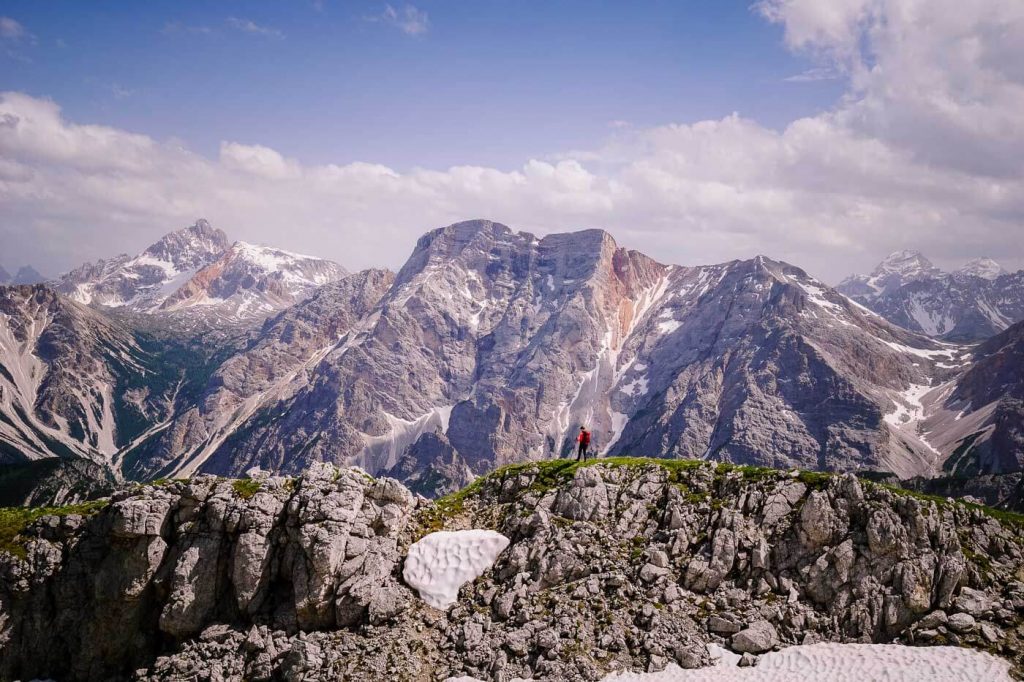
<box><xmin>422</xmin><ymin>456</ymin><xmax>1024</xmax><ymax>529</ymax></box>
<box><xmin>0</xmin><ymin>499</ymin><xmax>109</xmax><ymax>559</ymax></box>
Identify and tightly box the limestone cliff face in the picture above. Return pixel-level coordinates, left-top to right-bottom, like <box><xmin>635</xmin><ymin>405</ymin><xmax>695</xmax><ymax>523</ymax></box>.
<box><xmin>1</xmin><ymin>460</ymin><xmax>1022</xmax><ymax>681</ymax></box>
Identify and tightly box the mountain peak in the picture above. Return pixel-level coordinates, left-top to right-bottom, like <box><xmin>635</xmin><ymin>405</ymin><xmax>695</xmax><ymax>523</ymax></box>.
<box><xmin>141</xmin><ymin>219</ymin><xmax>230</xmax><ymax>269</ymax></box>
<box><xmin>957</xmin><ymin>257</ymin><xmax>1005</xmax><ymax>280</ymax></box>
<box><xmin>872</xmin><ymin>250</ymin><xmax>941</xmax><ymax>278</ymax></box>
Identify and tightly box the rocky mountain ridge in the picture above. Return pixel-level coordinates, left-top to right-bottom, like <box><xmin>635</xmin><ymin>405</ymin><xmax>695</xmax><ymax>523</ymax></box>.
<box><xmin>0</xmin><ymin>285</ymin><xmax>179</xmax><ymax>463</ymax></box>
<box><xmin>837</xmin><ymin>251</ymin><xmax>1024</xmax><ymax>341</ymax></box>
<box><xmin>117</xmin><ymin>220</ymin><xmax>991</xmax><ymax>490</ymax></box>
<box><xmin>5</xmin><ymin>220</ymin><xmax>1024</xmax><ymax>499</ymax></box>
<box><xmin>1</xmin><ymin>459</ymin><xmax>1022</xmax><ymax>680</ymax></box>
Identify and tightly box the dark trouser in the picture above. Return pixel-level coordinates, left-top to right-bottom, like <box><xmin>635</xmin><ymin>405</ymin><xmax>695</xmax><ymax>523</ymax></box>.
<box><xmin>576</xmin><ymin>442</ymin><xmax>589</xmax><ymax>461</ymax></box>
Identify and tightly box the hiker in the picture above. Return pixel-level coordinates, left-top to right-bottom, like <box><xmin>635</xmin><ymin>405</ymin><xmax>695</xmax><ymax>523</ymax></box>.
<box><xmin>576</xmin><ymin>426</ymin><xmax>591</xmax><ymax>461</ymax></box>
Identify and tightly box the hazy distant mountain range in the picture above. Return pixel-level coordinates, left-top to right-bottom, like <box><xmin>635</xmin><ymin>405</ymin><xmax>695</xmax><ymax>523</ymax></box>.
<box><xmin>2</xmin><ymin>220</ymin><xmax>1023</xmax><ymax>499</ymax></box>
<box><xmin>0</xmin><ymin>265</ymin><xmax>47</xmax><ymax>286</ymax></box>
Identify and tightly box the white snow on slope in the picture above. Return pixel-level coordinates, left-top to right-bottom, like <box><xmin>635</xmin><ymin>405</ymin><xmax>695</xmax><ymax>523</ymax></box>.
<box><xmin>601</xmin><ymin>643</ymin><xmax>1013</xmax><ymax>681</ymax></box>
<box><xmin>403</xmin><ymin>530</ymin><xmax>510</xmax><ymax>609</ymax></box>
<box><xmin>796</xmin><ymin>281</ymin><xmax>844</xmax><ymax>314</ymax></box>
<box><xmin>884</xmin><ymin>383</ymin><xmax>933</xmax><ymax>428</ymax></box>
<box><xmin>880</xmin><ymin>339</ymin><xmax>959</xmax><ymax>361</ymax></box>
<box><xmin>658</xmin><ymin>319</ymin><xmax>681</xmax><ymax>334</ymax></box>
<box><xmin>358</xmin><ymin>404</ymin><xmax>454</xmax><ymax>472</ymax></box>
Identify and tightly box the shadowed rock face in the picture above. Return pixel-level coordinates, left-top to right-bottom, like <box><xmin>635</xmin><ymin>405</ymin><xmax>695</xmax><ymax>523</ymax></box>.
<box><xmin>384</xmin><ymin>429</ymin><xmax>475</xmax><ymax>498</ymax></box>
<box><xmin>1</xmin><ymin>461</ymin><xmax>1022</xmax><ymax>681</ymax></box>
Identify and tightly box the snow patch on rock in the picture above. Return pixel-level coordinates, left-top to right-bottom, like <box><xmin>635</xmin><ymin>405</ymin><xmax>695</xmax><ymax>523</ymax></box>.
<box><xmin>404</xmin><ymin>530</ymin><xmax>510</xmax><ymax>609</ymax></box>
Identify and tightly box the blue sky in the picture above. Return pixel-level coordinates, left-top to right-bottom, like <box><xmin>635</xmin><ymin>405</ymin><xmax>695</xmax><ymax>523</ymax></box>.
<box><xmin>2</xmin><ymin>1</ymin><xmax>842</xmax><ymax>171</ymax></box>
<box><xmin>0</xmin><ymin>0</ymin><xmax>1021</xmax><ymax>280</ymax></box>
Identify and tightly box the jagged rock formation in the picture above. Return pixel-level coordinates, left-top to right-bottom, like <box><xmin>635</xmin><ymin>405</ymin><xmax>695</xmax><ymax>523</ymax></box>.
<box><xmin>54</xmin><ymin>219</ymin><xmax>347</xmax><ymax>328</ymax></box>
<box><xmin>1</xmin><ymin>460</ymin><xmax>1022</xmax><ymax>681</ymax></box>
<box><xmin>838</xmin><ymin>251</ymin><xmax>1024</xmax><ymax>341</ymax></box>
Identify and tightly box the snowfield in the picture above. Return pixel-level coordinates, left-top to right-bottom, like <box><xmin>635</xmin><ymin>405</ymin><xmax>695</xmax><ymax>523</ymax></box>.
<box><xmin>404</xmin><ymin>530</ymin><xmax>510</xmax><ymax>609</ymax></box>
<box><xmin>603</xmin><ymin>643</ymin><xmax>1013</xmax><ymax>681</ymax></box>
<box><xmin>448</xmin><ymin>642</ymin><xmax>1012</xmax><ymax>681</ymax></box>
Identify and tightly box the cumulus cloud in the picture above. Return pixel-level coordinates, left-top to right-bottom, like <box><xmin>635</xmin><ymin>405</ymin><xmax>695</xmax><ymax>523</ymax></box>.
<box><xmin>367</xmin><ymin>4</ymin><xmax>430</xmax><ymax>36</ymax></box>
<box><xmin>1</xmin><ymin>0</ymin><xmax>1023</xmax><ymax>280</ymax></box>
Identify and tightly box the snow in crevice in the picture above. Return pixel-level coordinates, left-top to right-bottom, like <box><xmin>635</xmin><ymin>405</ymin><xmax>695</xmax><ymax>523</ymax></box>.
<box><xmin>657</xmin><ymin>319</ymin><xmax>682</xmax><ymax>335</ymax></box>
<box><xmin>357</xmin><ymin>404</ymin><xmax>454</xmax><ymax>473</ymax></box>
<box><xmin>796</xmin><ymin>280</ymin><xmax>845</xmax><ymax>315</ymax></box>
<box><xmin>884</xmin><ymin>378</ymin><xmax>946</xmax><ymax>472</ymax></box>
<box><xmin>880</xmin><ymin>339</ymin><xmax>960</xmax><ymax>361</ymax></box>
<box><xmin>907</xmin><ymin>295</ymin><xmax>951</xmax><ymax>336</ymax></box>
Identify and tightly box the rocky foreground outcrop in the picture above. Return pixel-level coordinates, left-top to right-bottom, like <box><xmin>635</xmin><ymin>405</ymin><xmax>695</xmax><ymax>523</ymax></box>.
<box><xmin>2</xmin><ymin>459</ymin><xmax>1024</xmax><ymax>681</ymax></box>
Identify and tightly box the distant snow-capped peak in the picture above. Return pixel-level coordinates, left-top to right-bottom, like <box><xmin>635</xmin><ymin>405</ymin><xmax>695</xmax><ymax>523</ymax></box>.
<box><xmin>870</xmin><ymin>250</ymin><xmax>942</xmax><ymax>280</ymax></box>
<box><xmin>956</xmin><ymin>257</ymin><xmax>1005</xmax><ymax>280</ymax></box>
<box><xmin>55</xmin><ymin>220</ymin><xmax>346</xmax><ymax>323</ymax></box>
<box><xmin>158</xmin><ymin>240</ymin><xmax>347</xmax><ymax>315</ymax></box>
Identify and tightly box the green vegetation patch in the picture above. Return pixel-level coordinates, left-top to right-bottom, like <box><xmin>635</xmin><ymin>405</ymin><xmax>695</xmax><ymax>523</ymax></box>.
<box><xmin>0</xmin><ymin>499</ymin><xmax>109</xmax><ymax>560</ymax></box>
<box><xmin>494</xmin><ymin>456</ymin><xmax>711</xmax><ymax>494</ymax></box>
<box><xmin>231</xmin><ymin>478</ymin><xmax>263</xmax><ymax>500</ymax></box>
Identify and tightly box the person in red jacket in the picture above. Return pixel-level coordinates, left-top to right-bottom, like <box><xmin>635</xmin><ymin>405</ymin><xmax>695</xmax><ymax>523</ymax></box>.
<box><xmin>576</xmin><ymin>426</ymin><xmax>591</xmax><ymax>461</ymax></box>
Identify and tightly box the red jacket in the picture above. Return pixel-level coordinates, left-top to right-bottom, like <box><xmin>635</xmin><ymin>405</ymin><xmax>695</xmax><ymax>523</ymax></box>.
<box><xmin>577</xmin><ymin>430</ymin><xmax>591</xmax><ymax>446</ymax></box>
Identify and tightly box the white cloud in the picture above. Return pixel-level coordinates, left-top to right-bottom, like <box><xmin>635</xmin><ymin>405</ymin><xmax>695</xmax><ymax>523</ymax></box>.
<box><xmin>783</xmin><ymin>66</ymin><xmax>840</xmax><ymax>82</ymax></box>
<box><xmin>1</xmin><ymin>15</ymin><xmax>34</xmax><ymax>62</ymax></box>
<box><xmin>1</xmin><ymin>0</ymin><xmax>1023</xmax><ymax>280</ymax></box>
<box><xmin>0</xmin><ymin>16</ymin><xmax>26</xmax><ymax>40</ymax></box>
<box><xmin>367</xmin><ymin>4</ymin><xmax>430</xmax><ymax>36</ymax></box>
<box><xmin>226</xmin><ymin>17</ymin><xmax>284</xmax><ymax>39</ymax></box>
